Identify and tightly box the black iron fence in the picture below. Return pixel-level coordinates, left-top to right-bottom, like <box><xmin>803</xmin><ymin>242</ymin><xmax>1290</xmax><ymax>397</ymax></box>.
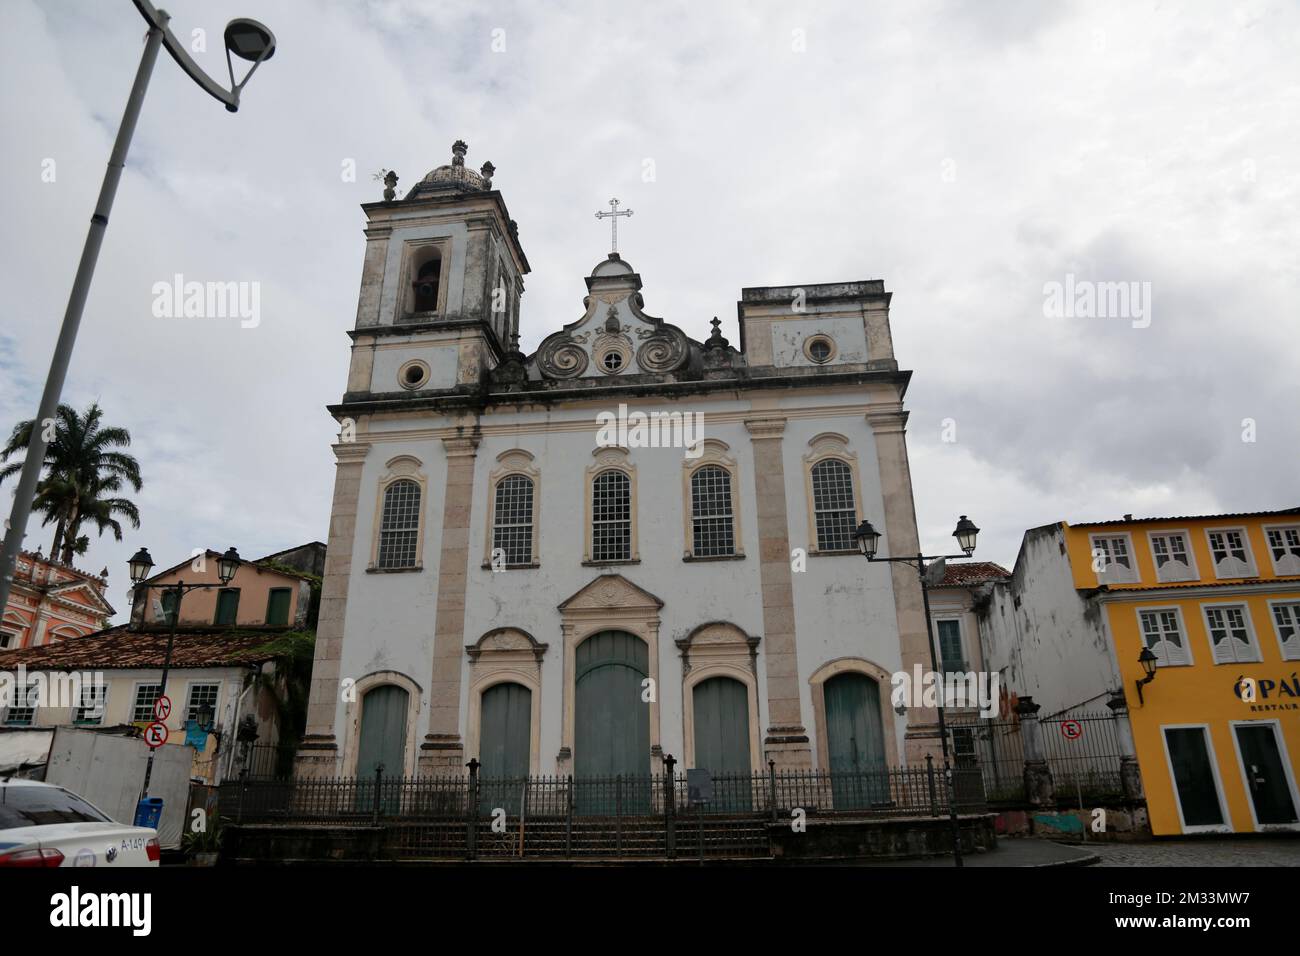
<box><xmin>238</xmin><ymin>743</ymin><xmax>298</xmax><ymax>781</ymax></box>
<box><xmin>949</xmin><ymin>710</ymin><xmax>1127</xmax><ymax>806</ymax></box>
<box><xmin>221</xmin><ymin>758</ymin><xmax>987</xmax><ymax>861</ymax></box>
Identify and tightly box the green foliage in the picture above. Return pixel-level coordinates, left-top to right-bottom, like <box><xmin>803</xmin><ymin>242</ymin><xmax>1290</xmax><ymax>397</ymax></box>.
<box><xmin>182</xmin><ymin>813</ymin><xmax>224</xmax><ymax>854</ymax></box>
<box><xmin>0</xmin><ymin>402</ymin><xmax>143</xmax><ymax>564</ymax></box>
<box><xmin>245</xmin><ymin>629</ymin><xmax>316</xmax><ymax>751</ymax></box>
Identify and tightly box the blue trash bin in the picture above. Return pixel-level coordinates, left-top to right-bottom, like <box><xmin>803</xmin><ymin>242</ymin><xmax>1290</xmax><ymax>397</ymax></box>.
<box><xmin>134</xmin><ymin>797</ymin><xmax>164</xmax><ymax>829</ymax></box>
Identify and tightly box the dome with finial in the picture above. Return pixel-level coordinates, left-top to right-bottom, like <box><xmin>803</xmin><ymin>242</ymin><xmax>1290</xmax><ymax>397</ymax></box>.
<box><xmin>405</xmin><ymin>140</ymin><xmax>498</xmax><ymax>199</ymax></box>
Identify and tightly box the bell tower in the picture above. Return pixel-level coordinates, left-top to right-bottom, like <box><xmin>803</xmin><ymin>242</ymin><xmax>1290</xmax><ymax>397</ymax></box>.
<box><xmin>343</xmin><ymin>140</ymin><xmax>530</xmax><ymax>402</ymax></box>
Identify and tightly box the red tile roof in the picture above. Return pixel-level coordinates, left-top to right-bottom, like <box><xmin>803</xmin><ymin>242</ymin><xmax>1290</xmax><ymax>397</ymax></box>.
<box><xmin>936</xmin><ymin>562</ymin><xmax>1011</xmax><ymax>586</ymax></box>
<box><xmin>0</xmin><ymin>624</ymin><xmax>284</xmax><ymax>671</ymax></box>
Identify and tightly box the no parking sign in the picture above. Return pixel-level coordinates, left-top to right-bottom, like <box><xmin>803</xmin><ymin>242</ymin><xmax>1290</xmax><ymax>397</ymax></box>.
<box><xmin>144</xmin><ymin>721</ymin><xmax>169</xmax><ymax>748</ymax></box>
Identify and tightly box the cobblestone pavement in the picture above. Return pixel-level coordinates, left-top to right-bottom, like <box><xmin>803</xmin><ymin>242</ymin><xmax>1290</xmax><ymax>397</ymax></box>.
<box><xmin>1090</xmin><ymin>837</ymin><xmax>1300</xmax><ymax>866</ymax></box>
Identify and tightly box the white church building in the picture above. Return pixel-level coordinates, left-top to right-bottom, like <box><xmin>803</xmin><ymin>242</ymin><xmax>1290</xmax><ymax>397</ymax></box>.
<box><xmin>296</xmin><ymin>141</ymin><xmax>937</xmax><ymax>784</ymax></box>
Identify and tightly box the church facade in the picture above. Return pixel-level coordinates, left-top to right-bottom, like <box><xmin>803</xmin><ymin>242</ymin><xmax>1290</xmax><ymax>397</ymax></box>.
<box><xmin>296</xmin><ymin>141</ymin><xmax>935</xmax><ymax>782</ymax></box>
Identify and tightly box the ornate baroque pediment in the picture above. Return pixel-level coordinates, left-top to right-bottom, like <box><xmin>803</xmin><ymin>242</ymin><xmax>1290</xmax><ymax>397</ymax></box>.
<box><xmin>465</xmin><ymin>627</ymin><xmax>548</xmax><ymax>662</ymax></box>
<box><xmin>557</xmin><ymin>574</ymin><xmax>664</xmax><ymax>613</ymax></box>
<box><xmin>532</xmin><ymin>255</ymin><xmax>696</xmax><ymax>381</ymax></box>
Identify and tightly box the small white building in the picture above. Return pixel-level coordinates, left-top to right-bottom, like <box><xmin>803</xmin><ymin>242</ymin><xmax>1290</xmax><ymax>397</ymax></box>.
<box><xmin>297</xmin><ymin>141</ymin><xmax>939</xmax><ymax>784</ymax></box>
<box><xmin>0</xmin><ymin>625</ymin><xmax>282</xmax><ymax>783</ymax></box>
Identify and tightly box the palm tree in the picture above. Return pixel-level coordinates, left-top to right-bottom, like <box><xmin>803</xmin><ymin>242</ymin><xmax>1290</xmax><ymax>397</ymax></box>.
<box><xmin>0</xmin><ymin>402</ymin><xmax>143</xmax><ymax>564</ymax></box>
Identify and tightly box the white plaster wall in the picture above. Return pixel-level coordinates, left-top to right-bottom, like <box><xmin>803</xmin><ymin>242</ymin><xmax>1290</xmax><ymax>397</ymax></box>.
<box><xmin>461</xmin><ymin>397</ymin><xmax>763</xmax><ymax>768</ymax></box>
<box><xmin>779</xmin><ymin>402</ymin><xmax>905</xmax><ymax>765</ymax></box>
<box><xmin>769</xmin><ymin>316</ymin><xmax>869</xmax><ymax>367</ymax></box>
<box><xmin>370</xmin><ymin>344</ymin><xmax>459</xmax><ymax>392</ymax></box>
<box><xmin>332</xmin><ymin>429</ymin><xmax>448</xmax><ymax>754</ymax></box>
<box><xmin>979</xmin><ymin>527</ymin><xmax>1121</xmax><ymax>718</ymax></box>
<box><xmin>377</xmin><ymin>218</ymin><xmax>470</xmax><ymax>324</ymax></box>
<box><xmin>332</xmin><ymin>392</ymin><xmax>908</xmax><ymax>772</ymax></box>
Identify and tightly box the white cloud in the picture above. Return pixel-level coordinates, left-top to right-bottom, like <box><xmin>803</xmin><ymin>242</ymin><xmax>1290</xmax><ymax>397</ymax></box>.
<box><xmin>2</xmin><ymin>0</ymin><xmax>1296</xmax><ymax>609</ymax></box>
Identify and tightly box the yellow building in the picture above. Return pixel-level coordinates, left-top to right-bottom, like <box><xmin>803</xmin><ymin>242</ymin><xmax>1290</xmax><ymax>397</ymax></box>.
<box><xmin>1064</xmin><ymin>509</ymin><xmax>1300</xmax><ymax>835</ymax></box>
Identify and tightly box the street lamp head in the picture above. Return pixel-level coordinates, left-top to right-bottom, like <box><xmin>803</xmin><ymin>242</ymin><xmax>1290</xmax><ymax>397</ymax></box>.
<box><xmin>1138</xmin><ymin>646</ymin><xmax>1159</xmax><ymax>680</ymax></box>
<box><xmin>224</xmin><ymin>19</ymin><xmax>276</xmax><ymax>62</ymax></box>
<box><xmin>196</xmin><ymin>701</ymin><xmax>215</xmax><ymax>731</ymax></box>
<box><xmin>953</xmin><ymin>515</ymin><xmax>980</xmax><ymax>555</ymax></box>
<box><xmin>128</xmin><ymin>548</ymin><xmax>155</xmax><ymax>584</ymax></box>
<box><xmin>853</xmin><ymin>519</ymin><xmax>882</xmax><ymax>560</ymax></box>
<box><xmin>217</xmin><ymin>547</ymin><xmax>242</xmax><ymax>585</ymax></box>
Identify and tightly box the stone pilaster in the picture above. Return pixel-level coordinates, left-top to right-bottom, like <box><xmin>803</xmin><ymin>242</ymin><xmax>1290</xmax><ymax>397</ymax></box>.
<box><xmin>1108</xmin><ymin>691</ymin><xmax>1146</xmax><ymax>803</ymax></box>
<box><xmin>744</xmin><ymin>415</ymin><xmax>812</xmax><ymax>770</ymax></box>
<box><xmin>866</xmin><ymin>403</ymin><xmax>933</xmax><ymax>764</ymax></box>
<box><xmin>1017</xmin><ymin>696</ymin><xmax>1056</xmax><ymax>808</ymax></box>
<box><xmin>418</xmin><ymin>434</ymin><xmax>480</xmax><ymax>773</ymax></box>
<box><xmin>295</xmin><ymin>439</ymin><xmax>370</xmax><ymax>779</ymax></box>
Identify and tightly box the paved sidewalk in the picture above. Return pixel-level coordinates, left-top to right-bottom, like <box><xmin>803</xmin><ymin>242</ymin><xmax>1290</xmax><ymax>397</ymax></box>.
<box><xmin>1091</xmin><ymin>837</ymin><xmax>1300</xmax><ymax>866</ymax></box>
<box><xmin>861</xmin><ymin>838</ymin><xmax>1097</xmax><ymax>867</ymax></box>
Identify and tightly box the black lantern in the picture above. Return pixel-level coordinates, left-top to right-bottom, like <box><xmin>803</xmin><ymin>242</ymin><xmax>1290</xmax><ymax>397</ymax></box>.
<box><xmin>196</xmin><ymin>701</ymin><xmax>215</xmax><ymax>732</ymax></box>
<box><xmin>1135</xmin><ymin>646</ymin><xmax>1159</xmax><ymax>705</ymax></box>
<box><xmin>1138</xmin><ymin>647</ymin><xmax>1158</xmax><ymax>680</ymax></box>
<box><xmin>127</xmin><ymin>548</ymin><xmax>155</xmax><ymax>584</ymax></box>
<box><xmin>217</xmin><ymin>547</ymin><xmax>242</xmax><ymax>585</ymax></box>
<box><xmin>854</xmin><ymin>519</ymin><xmax>882</xmax><ymax>559</ymax></box>
<box><xmin>953</xmin><ymin>515</ymin><xmax>980</xmax><ymax>555</ymax></box>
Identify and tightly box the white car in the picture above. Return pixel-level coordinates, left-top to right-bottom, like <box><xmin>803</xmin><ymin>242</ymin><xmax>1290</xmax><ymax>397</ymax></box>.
<box><xmin>0</xmin><ymin>778</ymin><xmax>160</xmax><ymax>867</ymax></box>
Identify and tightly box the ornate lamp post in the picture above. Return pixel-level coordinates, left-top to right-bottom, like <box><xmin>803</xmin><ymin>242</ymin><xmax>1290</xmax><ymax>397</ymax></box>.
<box><xmin>855</xmin><ymin>515</ymin><xmax>980</xmax><ymax>867</ymax></box>
<box><xmin>129</xmin><ymin>546</ymin><xmax>242</xmax><ymax>802</ymax></box>
<box><xmin>0</xmin><ymin>1</ymin><xmax>275</xmax><ymax>615</ymax></box>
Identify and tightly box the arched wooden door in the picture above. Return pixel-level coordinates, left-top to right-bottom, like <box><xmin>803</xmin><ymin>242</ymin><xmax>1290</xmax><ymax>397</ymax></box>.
<box><xmin>479</xmin><ymin>682</ymin><xmax>532</xmax><ymax>814</ymax></box>
<box><xmin>824</xmin><ymin>672</ymin><xmax>887</xmax><ymax>809</ymax></box>
<box><xmin>356</xmin><ymin>685</ymin><xmax>408</xmax><ymax>812</ymax></box>
<box><xmin>575</xmin><ymin>630</ymin><xmax>650</xmax><ymax>813</ymax></box>
<box><xmin>692</xmin><ymin>676</ymin><xmax>752</xmax><ymax>810</ymax></box>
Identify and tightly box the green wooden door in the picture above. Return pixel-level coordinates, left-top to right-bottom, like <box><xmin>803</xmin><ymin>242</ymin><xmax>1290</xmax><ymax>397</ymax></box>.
<box><xmin>357</xmin><ymin>685</ymin><xmax>408</xmax><ymax>813</ymax></box>
<box><xmin>575</xmin><ymin>630</ymin><xmax>650</xmax><ymax>814</ymax></box>
<box><xmin>479</xmin><ymin>682</ymin><xmax>532</xmax><ymax>815</ymax></box>
<box><xmin>692</xmin><ymin>677</ymin><xmax>752</xmax><ymax>810</ymax></box>
<box><xmin>824</xmin><ymin>673</ymin><xmax>888</xmax><ymax>809</ymax></box>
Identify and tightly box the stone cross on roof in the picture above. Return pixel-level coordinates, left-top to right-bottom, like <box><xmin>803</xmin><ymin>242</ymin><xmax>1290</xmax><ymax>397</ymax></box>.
<box><xmin>594</xmin><ymin>198</ymin><xmax>633</xmax><ymax>254</ymax></box>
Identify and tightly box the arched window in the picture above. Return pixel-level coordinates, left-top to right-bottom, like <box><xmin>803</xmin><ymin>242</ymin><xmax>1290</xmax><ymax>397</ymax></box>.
<box><xmin>492</xmin><ymin>474</ymin><xmax>535</xmax><ymax>565</ymax></box>
<box><xmin>377</xmin><ymin>479</ymin><xmax>421</xmax><ymax>569</ymax></box>
<box><xmin>591</xmin><ymin>470</ymin><xmax>631</xmax><ymax>562</ymax></box>
<box><xmin>411</xmin><ymin>256</ymin><xmax>441</xmax><ymax>313</ymax></box>
<box><xmin>690</xmin><ymin>465</ymin><xmax>735</xmax><ymax>557</ymax></box>
<box><xmin>811</xmin><ymin>458</ymin><xmax>856</xmax><ymax>552</ymax></box>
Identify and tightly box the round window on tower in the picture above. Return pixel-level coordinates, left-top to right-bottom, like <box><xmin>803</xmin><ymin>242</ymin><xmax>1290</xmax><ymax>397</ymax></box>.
<box><xmin>804</xmin><ymin>335</ymin><xmax>836</xmax><ymax>364</ymax></box>
<box><xmin>398</xmin><ymin>359</ymin><xmax>431</xmax><ymax>390</ymax></box>
<box><xmin>593</xmin><ymin>336</ymin><xmax>633</xmax><ymax>376</ymax></box>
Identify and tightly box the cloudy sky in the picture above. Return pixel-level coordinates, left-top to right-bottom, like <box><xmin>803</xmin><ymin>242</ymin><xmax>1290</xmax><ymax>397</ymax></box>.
<box><xmin>2</xmin><ymin>0</ymin><xmax>1296</xmax><ymax>619</ymax></box>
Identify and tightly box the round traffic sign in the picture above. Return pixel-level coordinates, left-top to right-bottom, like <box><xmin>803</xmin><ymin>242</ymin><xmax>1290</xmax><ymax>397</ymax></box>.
<box><xmin>144</xmin><ymin>721</ymin><xmax>169</xmax><ymax>748</ymax></box>
<box><xmin>152</xmin><ymin>695</ymin><xmax>171</xmax><ymax>721</ymax></box>
<box><xmin>1061</xmin><ymin>719</ymin><xmax>1083</xmax><ymax>740</ymax></box>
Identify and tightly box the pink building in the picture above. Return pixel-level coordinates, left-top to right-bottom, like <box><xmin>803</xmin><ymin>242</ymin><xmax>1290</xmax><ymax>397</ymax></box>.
<box><xmin>0</xmin><ymin>550</ymin><xmax>115</xmax><ymax>650</ymax></box>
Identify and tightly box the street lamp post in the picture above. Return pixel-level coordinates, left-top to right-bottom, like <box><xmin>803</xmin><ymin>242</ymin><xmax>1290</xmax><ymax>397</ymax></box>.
<box><xmin>0</xmin><ymin>1</ymin><xmax>275</xmax><ymax>616</ymax></box>
<box><xmin>128</xmin><ymin>546</ymin><xmax>241</xmax><ymax>804</ymax></box>
<box><xmin>854</xmin><ymin>515</ymin><xmax>981</xmax><ymax>868</ymax></box>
